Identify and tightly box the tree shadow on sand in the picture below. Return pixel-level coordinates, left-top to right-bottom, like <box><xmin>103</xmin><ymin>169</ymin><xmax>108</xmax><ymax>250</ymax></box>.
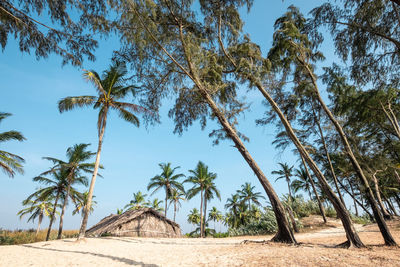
<box><xmin>21</xmin><ymin>244</ymin><xmax>159</xmax><ymax>266</ymax></box>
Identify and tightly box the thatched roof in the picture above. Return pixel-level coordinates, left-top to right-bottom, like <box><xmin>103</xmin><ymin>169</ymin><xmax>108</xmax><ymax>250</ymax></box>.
<box><xmin>86</xmin><ymin>208</ymin><xmax>180</xmax><ymax>237</ymax></box>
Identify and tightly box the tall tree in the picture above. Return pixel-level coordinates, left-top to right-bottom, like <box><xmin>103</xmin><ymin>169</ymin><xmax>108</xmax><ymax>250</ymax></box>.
<box><xmin>168</xmin><ymin>189</ymin><xmax>185</xmax><ymax>222</ymax></box>
<box><xmin>272</xmin><ymin>163</ymin><xmax>295</xmax><ymax>200</ymax></box>
<box><xmin>58</xmin><ymin>61</ymin><xmax>147</xmax><ymax>239</ymax></box>
<box><xmin>42</xmin><ymin>143</ymin><xmax>94</xmax><ymax>239</ymax></box>
<box><xmin>0</xmin><ymin>112</ymin><xmax>25</xmax><ymax>177</ymax></box>
<box><xmin>187</xmin><ymin>208</ymin><xmax>200</xmax><ymax>230</ymax></box>
<box><xmin>237</xmin><ymin>182</ymin><xmax>265</xmax><ymax>210</ymax></box>
<box><xmin>148</xmin><ymin>163</ymin><xmax>185</xmax><ymax>217</ymax></box>
<box><xmin>208</xmin><ymin>206</ymin><xmax>222</xmax><ymax>231</ymax></box>
<box><xmin>111</xmin><ymin>0</ymin><xmax>296</xmax><ymax>244</ymax></box>
<box><xmin>202</xmin><ymin>171</ymin><xmax>221</xmax><ymax>237</ymax></box>
<box><xmin>17</xmin><ymin>196</ymin><xmax>56</xmax><ymax>235</ymax></box>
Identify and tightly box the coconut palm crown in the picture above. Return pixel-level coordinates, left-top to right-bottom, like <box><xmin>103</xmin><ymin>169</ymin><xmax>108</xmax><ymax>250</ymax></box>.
<box><xmin>0</xmin><ymin>112</ymin><xmax>26</xmax><ymax>177</ymax></box>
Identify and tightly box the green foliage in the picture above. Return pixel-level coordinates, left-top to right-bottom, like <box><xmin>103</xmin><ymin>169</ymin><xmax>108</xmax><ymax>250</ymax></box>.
<box><xmin>283</xmin><ymin>195</ymin><xmax>321</xmax><ymax>218</ymax></box>
<box><xmin>324</xmin><ymin>206</ymin><xmax>337</xmax><ymax>218</ymax></box>
<box><xmin>213</xmin><ymin>232</ymin><xmax>229</xmax><ymax>238</ymax></box>
<box><xmin>228</xmin><ymin>209</ymin><xmax>278</xmax><ymax>236</ymax></box>
<box><xmin>350</xmin><ymin>214</ymin><xmax>372</xmax><ymax>225</ymax></box>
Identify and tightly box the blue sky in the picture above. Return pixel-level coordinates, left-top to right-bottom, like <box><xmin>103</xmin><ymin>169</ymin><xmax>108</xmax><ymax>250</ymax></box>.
<box><xmin>0</xmin><ymin>0</ymin><xmax>338</xmax><ymax>234</ymax></box>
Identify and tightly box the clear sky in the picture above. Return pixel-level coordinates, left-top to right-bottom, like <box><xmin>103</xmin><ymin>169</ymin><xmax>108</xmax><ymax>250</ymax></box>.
<box><xmin>0</xmin><ymin>0</ymin><xmax>336</xmax><ymax>234</ymax></box>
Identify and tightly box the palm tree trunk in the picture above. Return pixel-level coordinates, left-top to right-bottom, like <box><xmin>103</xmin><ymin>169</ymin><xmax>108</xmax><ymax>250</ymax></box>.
<box><xmin>46</xmin><ymin>190</ymin><xmax>60</xmax><ymax>241</ymax></box>
<box><xmin>313</xmin><ymin>106</ymin><xmax>346</xmax><ymax>207</ymax></box>
<box><xmin>57</xmin><ymin>182</ymin><xmax>71</xmax><ymax>239</ymax></box>
<box><xmin>199</xmin><ymin>189</ymin><xmax>204</xmax><ymax>238</ymax></box>
<box><xmin>383</xmin><ymin>194</ymin><xmax>398</xmax><ymax>216</ymax></box>
<box><xmin>252</xmin><ymin>79</ymin><xmax>362</xmax><ymax>247</ymax></box>
<box><xmin>286</xmin><ymin>178</ymin><xmax>293</xmax><ymax>200</ymax></box>
<box><xmin>165</xmin><ymin>187</ymin><xmax>168</xmax><ymax>218</ymax></box>
<box><xmin>372</xmin><ymin>171</ymin><xmax>391</xmax><ymax>219</ymax></box>
<box><xmin>300</xmin><ymin>155</ymin><xmax>327</xmax><ymax>223</ymax></box>
<box><xmin>173</xmin><ymin>201</ymin><xmax>177</xmax><ymax>222</ymax></box>
<box><xmin>203</xmin><ymin>199</ymin><xmax>208</xmax><ymax>237</ymax></box>
<box><xmin>304</xmin><ymin>63</ymin><xmax>396</xmax><ymax>246</ymax></box>
<box><xmin>78</xmin><ymin>112</ymin><xmax>107</xmax><ymax>240</ymax></box>
<box><xmin>36</xmin><ymin>212</ymin><xmax>43</xmax><ymax>236</ymax></box>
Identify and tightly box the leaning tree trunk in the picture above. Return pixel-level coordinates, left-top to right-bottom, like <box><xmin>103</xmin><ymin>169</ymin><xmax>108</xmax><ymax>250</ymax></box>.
<box><xmin>78</xmin><ymin>111</ymin><xmax>107</xmax><ymax>240</ymax></box>
<box><xmin>300</xmin><ymin>155</ymin><xmax>327</xmax><ymax>223</ymax></box>
<box><xmin>304</xmin><ymin>63</ymin><xmax>397</xmax><ymax>246</ymax></box>
<box><xmin>36</xmin><ymin>212</ymin><xmax>43</xmax><ymax>236</ymax></box>
<box><xmin>313</xmin><ymin>106</ymin><xmax>346</xmax><ymax>207</ymax></box>
<box><xmin>372</xmin><ymin>171</ymin><xmax>391</xmax><ymax>219</ymax></box>
<box><xmin>199</xmin><ymin>188</ymin><xmax>204</xmax><ymax>238</ymax></box>
<box><xmin>46</xmin><ymin>190</ymin><xmax>61</xmax><ymax>241</ymax></box>
<box><xmin>251</xmin><ymin>79</ymin><xmax>363</xmax><ymax>247</ymax></box>
<box><xmin>285</xmin><ymin>179</ymin><xmax>298</xmax><ymax>233</ymax></box>
<box><xmin>348</xmin><ymin>181</ymin><xmax>359</xmax><ymax>217</ymax></box>
<box><xmin>57</xmin><ymin>181</ymin><xmax>71</xmax><ymax>239</ymax></box>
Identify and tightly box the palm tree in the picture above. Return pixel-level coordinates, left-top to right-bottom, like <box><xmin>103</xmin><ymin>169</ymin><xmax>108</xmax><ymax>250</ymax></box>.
<box><xmin>0</xmin><ymin>112</ymin><xmax>25</xmax><ymax>178</ymax></box>
<box><xmin>27</xmin><ymin>167</ymin><xmax>68</xmax><ymax>241</ymax></box>
<box><xmin>58</xmin><ymin>61</ymin><xmax>148</xmax><ymax>239</ymax></box>
<box><xmin>225</xmin><ymin>194</ymin><xmax>242</xmax><ymax>228</ymax></box>
<box><xmin>147</xmin><ymin>163</ymin><xmax>185</xmax><ymax>217</ymax></box>
<box><xmin>73</xmin><ymin>191</ymin><xmax>97</xmax><ymax>226</ymax></box>
<box><xmin>150</xmin><ymin>198</ymin><xmax>164</xmax><ymax>213</ymax></box>
<box><xmin>42</xmin><ymin>143</ymin><xmax>95</xmax><ymax>239</ymax></box>
<box><xmin>187</xmin><ymin>208</ymin><xmax>200</xmax><ymax>231</ymax></box>
<box><xmin>202</xmin><ymin>173</ymin><xmax>221</xmax><ymax>236</ymax></box>
<box><xmin>208</xmin><ymin>207</ymin><xmax>222</xmax><ymax>231</ymax></box>
<box><xmin>17</xmin><ymin>196</ymin><xmax>57</xmax><ymax>235</ymax></box>
<box><xmin>292</xmin><ymin>168</ymin><xmax>312</xmax><ymax>200</ymax></box>
<box><xmin>168</xmin><ymin>189</ymin><xmax>185</xmax><ymax>222</ymax></box>
<box><xmin>237</xmin><ymin>182</ymin><xmax>265</xmax><ymax>210</ymax></box>
<box><xmin>124</xmin><ymin>191</ymin><xmax>149</xmax><ymax>211</ymax></box>
<box><xmin>272</xmin><ymin>163</ymin><xmax>294</xmax><ymax>200</ymax></box>
<box><xmin>185</xmin><ymin>161</ymin><xmax>218</xmax><ymax>237</ymax></box>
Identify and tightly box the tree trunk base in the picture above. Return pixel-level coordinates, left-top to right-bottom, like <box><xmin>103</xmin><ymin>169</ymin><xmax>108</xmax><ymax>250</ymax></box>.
<box><xmin>271</xmin><ymin>230</ymin><xmax>297</xmax><ymax>244</ymax></box>
<box><xmin>335</xmin><ymin>240</ymin><xmax>365</xmax><ymax>249</ymax></box>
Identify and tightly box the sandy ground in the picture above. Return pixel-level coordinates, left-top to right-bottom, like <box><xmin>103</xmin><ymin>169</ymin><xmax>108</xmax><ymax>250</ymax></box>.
<box><xmin>1</xmin><ymin>217</ymin><xmax>399</xmax><ymax>266</ymax></box>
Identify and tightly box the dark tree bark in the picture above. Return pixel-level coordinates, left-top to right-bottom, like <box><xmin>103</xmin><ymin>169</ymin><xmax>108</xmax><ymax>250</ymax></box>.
<box><xmin>46</xmin><ymin>190</ymin><xmax>61</xmax><ymax>241</ymax></box>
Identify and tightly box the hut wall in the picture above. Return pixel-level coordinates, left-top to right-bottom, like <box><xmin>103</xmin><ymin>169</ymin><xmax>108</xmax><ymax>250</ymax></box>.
<box><xmin>109</xmin><ymin>213</ymin><xmax>181</xmax><ymax>237</ymax></box>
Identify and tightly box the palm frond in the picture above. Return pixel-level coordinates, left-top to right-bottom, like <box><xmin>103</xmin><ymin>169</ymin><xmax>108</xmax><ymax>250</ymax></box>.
<box><xmin>0</xmin><ymin>131</ymin><xmax>26</xmax><ymax>143</ymax></box>
<box><xmin>58</xmin><ymin>96</ymin><xmax>97</xmax><ymax>112</ymax></box>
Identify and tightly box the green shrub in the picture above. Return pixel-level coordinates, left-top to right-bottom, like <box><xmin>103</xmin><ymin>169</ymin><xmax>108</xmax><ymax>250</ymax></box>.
<box><xmin>324</xmin><ymin>206</ymin><xmax>337</xmax><ymax>218</ymax></box>
<box><xmin>213</xmin><ymin>232</ymin><xmax>229</xmax><ymax>238</ymax></box>
<box><xmin>228</xmin><ymin>209</ymin><xmax>278</xmax><ymax>236</ymax></box>
<box><xmin>351</xmin><ymin>214</ymin><xmax>372</xmax><ymax>225</ymax></box>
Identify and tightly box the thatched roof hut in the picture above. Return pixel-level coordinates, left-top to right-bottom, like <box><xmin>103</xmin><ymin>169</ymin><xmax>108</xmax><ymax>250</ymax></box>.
<box><xmin>86</xmin><ymin>208</ymin><xmax>181</xmax><ymax>238</ymax></box>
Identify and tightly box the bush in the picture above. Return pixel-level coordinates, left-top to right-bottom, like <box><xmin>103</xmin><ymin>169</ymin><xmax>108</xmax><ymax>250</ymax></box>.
<box><xmin>0</xmin><ymin>229</ymin><xmax>78</xmax><ymax>245</ymax></box>
<box><xmin>213</xmin><ymin>232</ymin><xmax>229</xmax><ymax>238</ymax></box>
<box><xmin>228</xmin><ymin>209</ymin><xmax>278</xmax><ymax>236</ymax></box>
<box><xmin>324</xmin><ymin>206</ymin><xmax>337</xmax><ymax>218</ymax></box>
<box><xmin>351</xmin><ymin>214</ymin><xmax>371</xmax><ymax>225</ymax></box>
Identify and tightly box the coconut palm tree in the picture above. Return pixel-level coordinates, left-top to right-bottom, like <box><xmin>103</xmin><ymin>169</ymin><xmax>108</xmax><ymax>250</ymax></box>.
<box><xmin>0</xmin><ymin>112</ymin><xmax>25</xmax><ymax>178</ymax></box>
<box><xmin>58</xmin><ymin>61</ymin><xmax>148</xmax><ymax>239</ymax></box>
<box><xmin>187</xmin><ymin>208</ymin><xmax>200</xmax><ymax>231</ymax></box>
<box><xmin>73</xmin><ymin>191</ymin><xmax>97</xmax><ymax>219</ymax></box>
<box><xmin>147</xmin><ymin>163</ymin><xmax>185</xmax><ymax>217</ymax></box>
<box><xmin>150</xmin><ymin>198</ymin><xmax>164</xmax><ymax>213</ymax></box>
<box><xmin>28</xmin><ymin>167</ymin><xmax>85</xmax><ymax>241</ymax></box>
<box><xmin>202</xmin><ymin>174</ymin><xmax>221</xmax><ymax>236</ymax></box>
<box><xmin>272</xmin><ymin>163</ymin><xmax>294</xmax><ymax>200</ymax></box>
<box><xmin>168</xmin><ymin>189</ymin><xmax>185</xmax><ymax>222</ymax></box>
<box><xmin>17</xmin><ymin>196</ymin><xmax>57</xmax><ymax>235</ymax></box>
<box><xmin>42</xmin><ymin>143</ymin><xmax>95</xmax><ymax>239</ymax></box>
<box><xmin>185</xmin><ymin>161</ymin><xmax>218</xmax><ymax>237</ymax></box>
<box><xmin>292</xmin><ymin>167</ymin><xmax>312</xmax><ymax>200</ymax></box>
<box><xmin>208</xmin><ymin>207</ymin><xmax>222</xmax><ymax>231</ymax></box>
<box><xmin>124</xmin><ymin>191</ymin><xmax>149</xmax><ymax>211</ymax></box>
<box><xmin>237</xmin><ymin>182</ymin><xmax>265</xmax><ymax>210</ymax></box>
<box><xmin>225</xmin><ymin>194</ymin><xmax>242</xmax><ymax>228</ymax></box>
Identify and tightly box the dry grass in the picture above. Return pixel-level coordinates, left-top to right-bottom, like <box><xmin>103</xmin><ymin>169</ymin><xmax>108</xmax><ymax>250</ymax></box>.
<box><xmin>0</xmin><ymin>229</ymin><xmax>78</xmax><ymax>245</ymax></box>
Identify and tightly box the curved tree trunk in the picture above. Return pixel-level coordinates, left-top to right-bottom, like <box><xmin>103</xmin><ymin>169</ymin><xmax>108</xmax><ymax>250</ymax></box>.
<box><xmin>372</xmin><ymin>171</ymin><xmax>391</xmax><ymax>219</ymax></box>
<box><xmin>348</xmin><ymin>181</ymin><xmax>359</xmax><ymax>217</ymax></box>
<box><xmin>78</xmin><ymin>111</ymin><xmax>107</xmax><ymax>240</ymax></box>
<box><xmin>300</xmin><ymin>155</ymin><xmax>327</xmax><ymax>223</ymax></box>
<box><xmin>313</xmin><ymin>106</ymin><xmax>346</xmax><ymax>207</ymax></box>
<box><xmin>46</xmin><ymin>190</ymin><xmax>61</xmax><ymax>241</ymax></box>
<box><xmin>36</xmin><ymin>212</ymin><xmax>43</xmax><ymax>236</ymax></box>
<box><xmin>305</xmin><ymin>65</ymin><xmax>397</xmax><ymax>246</ymax></box>
<box><xmin>57</xmin><ymin>182</ymin><xmax>71</xmax><ymax>239</ymax></box>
